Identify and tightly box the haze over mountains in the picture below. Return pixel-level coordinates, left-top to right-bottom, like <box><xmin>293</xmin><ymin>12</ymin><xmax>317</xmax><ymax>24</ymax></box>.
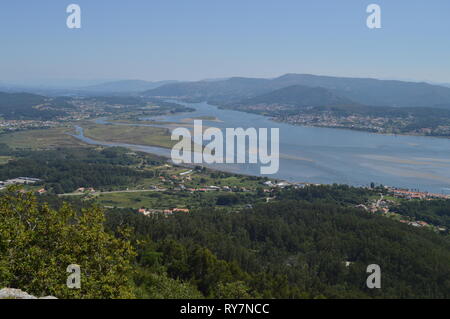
<box><xmin>81</xmin><ymin>80</ymin><xmax>178</xmax><ymax>94</ymax></box>
<box><xmin>3</xmin><ymin>74</ymin><xmax>450</xmax><ymax>117</ymax></box>
<box><xmin>236</xmin><ymin>85</ymin><xmax>356</xmax><ymax>108</ymax></box>
<box><xmin>0</xmin><ymin>79</ymin><xmax>177</xmax><ymax>96</ymax></box>
<box><xmin>144</xmin><ymin>74</ymin><xmax>450</xmax><ymax>110</ymax></box>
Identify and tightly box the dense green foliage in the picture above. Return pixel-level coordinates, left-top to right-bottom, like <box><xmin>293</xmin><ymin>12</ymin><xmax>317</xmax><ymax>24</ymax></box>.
<box><xmin>0</xmin><ymin>147</ymin><xmax>162</xmax><ymax>193</ymax></box>
<box><xmin>276</xmin><ymin>184</ymin><xmax>383</xmax><ymax>205</ymax></box>
<box><xmin>0</xmin><ymin>142</ymin><xmax>449</xmax><ymax>299</ymax></box>
<box><xmin>0</xmin><ymin>92</ymin><xmax>70</xmax><ymax>120</ymax></box>
<box><xmin>393</xmin><ymin>199</ymin><xmax>450</xmax><ymax>229</ymax></box>
<box><xmin>237</xmin><ymin>85</ymin><xmax>356</xmax><ymax>108</ymax></box>
<box><xmin>106</xmin><ymin>186</ymin><xmax>450</xmax><ymax>299</ymax></box>
<box><xmin>0</xmin><ymin>187</ymin><xmax>136</xmax><ymax>298</ymax></box>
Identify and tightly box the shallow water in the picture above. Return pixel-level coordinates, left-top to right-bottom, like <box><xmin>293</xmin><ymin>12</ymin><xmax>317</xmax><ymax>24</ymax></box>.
<box><xmin>73</xmin><ymin>101</ymin><xmax>450</xmax><ymax>194</ymax></box>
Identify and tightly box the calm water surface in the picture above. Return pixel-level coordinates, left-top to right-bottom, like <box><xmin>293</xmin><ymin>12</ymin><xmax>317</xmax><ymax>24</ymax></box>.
<box><xmin>73</xmin><ymin>101</ymin><xmax>450</xmax><ymax>194</ymax></box>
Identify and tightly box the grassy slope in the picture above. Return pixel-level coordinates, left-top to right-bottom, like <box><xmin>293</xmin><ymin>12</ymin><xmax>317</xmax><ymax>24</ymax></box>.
<box><xmin>0</xmin><ymin>127</ymin><xmax>88</xmax><ymax>149</ymax></box>
<box><xmin>82</xmin><ymin>123</ymin><xmax>176</xmax><ymax>149</ymax></box>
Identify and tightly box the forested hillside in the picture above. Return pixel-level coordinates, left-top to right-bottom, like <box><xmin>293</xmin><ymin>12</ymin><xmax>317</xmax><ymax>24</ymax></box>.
<box><xmin>106</xmin><ymin>186</ymin><xmax>450</xmax><ymax>299</ymax></box>
<box><xmin>0</xmin><ymin>147</ymin><xmax>163</xmax><ymax>193</ymax></box>
<box><xmin>236</xmin><ymin>85</ymin><xmax>356</xmax><ymax>108</ymax></box>
<box><xmin>0</xmin><ymin>188</ymin><xmax>136</xmax><ymax>299</ymax></box>
<box><xmin>1</xmin><ymin>164</ymin><xmax>449</xmax><ymax>299</ymax></box>
<box><xmin>0</xmin><ymin>92</ymin><xmax>71</xmax><ymax>120</ymax></box>
<box><xmin>144</xmin><ymin>73</ymin><xmax>450</xmax><ymax>108</ymax></box>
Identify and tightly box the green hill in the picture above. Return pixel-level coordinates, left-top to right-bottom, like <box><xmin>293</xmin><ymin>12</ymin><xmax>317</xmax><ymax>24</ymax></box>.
<box><xmin>0</xmin><ymin>92</ymin><xmax>70</xmax><ymax>120</ymax></box>
<box><xmin>144</xmin><ymin>73</ymin><xmax>450</xmax><ymax>108</ymax></box>
<box><xmin>236</xmin><ymin>85</ymin><xmax>357</xmax><ymax>108</ymax></box>
<box><xmin>107</xmin><ymin>185</ymin><xmax>450</xmax><ymax>299</ymax></box>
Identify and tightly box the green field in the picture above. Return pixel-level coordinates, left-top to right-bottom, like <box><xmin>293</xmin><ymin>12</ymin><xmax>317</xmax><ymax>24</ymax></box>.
<box><xmin>0</xmin><ymin>156</ymin><xmax>13</xmax><ymax>164</ymax></box>
<box><xmin>79</xmin><ymin>189</ymin><xmax>255</xmax><ymax>210</ymax></box>
<box><xmin>82</xmin><ymin>123</ymin><xmax>176</xmax><ymax>149</ymax></box>
<box><xmin>0</xmin><ymin>126</ymin><xmax>89</xmax><ymax>149</ymax></box>
<box><xmin>58</xmin><ymin>163</ymin><xmax>267</xmax><ymax>209</ymax></box>
<box><xmin>96</xmin><ymin>190</ymin><xmax>195</xmax><ymax>209</ymax></box>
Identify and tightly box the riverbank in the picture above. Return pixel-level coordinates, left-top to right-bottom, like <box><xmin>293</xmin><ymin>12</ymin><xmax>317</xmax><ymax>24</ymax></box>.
<box><xmin>70</xmin><ymin>100</ymin><xmax>450</xmax><ymax>194</ymax></box>
<box><xmin>216</xmin><ymin>104</ymin><xmax>450</xmax><ymax>140</ymax></box>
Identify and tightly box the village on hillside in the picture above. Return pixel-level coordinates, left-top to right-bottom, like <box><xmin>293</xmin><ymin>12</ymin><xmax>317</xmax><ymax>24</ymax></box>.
<box><xmin>1</xmin><ymin>169</ymin><xmax>448</xmax><ymax>234</ymax></box>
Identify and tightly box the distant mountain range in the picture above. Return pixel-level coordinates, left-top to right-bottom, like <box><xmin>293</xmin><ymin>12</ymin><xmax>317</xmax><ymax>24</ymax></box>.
<box><xmin>0</xmin><ymin>79</ymin><xmax>177</xmax><ymax>96</ymax></box>
<box><xmin>236</xmin><ymin>85</ymin><xmax>356</xmax><ymax>108</ymax></box>
<box><xmin>144</xmin><ymin>74</ymin><xmax>450</xmax><ymax>109</ymax></box>
<box><xmin>3</xmin><ymin>74</ymin><xmax>450</xmax><ymax>120</ymax></box>
<box><xmin>81</xmin><ymin>80</ymin><xmax>178</xmax><ymax>93</ymax></box>
<box><xmin>143</xmin><ymin>77</ymin><xmax>272</xmax><ymax>104</ymax></box>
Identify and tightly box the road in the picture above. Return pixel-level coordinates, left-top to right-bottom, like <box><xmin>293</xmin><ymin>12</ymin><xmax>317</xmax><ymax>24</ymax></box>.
<box><xmin>59</xmin><ymin>188</ymin><xmax>167</xmax><ymax>197</ymax></box>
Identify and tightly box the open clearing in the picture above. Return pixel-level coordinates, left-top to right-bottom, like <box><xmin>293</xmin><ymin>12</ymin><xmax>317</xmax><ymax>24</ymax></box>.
<box><xmin>0</xmin><ymin>126</ymin><xmax>89</xmax><ymax>149</ymax></box>
<box><xmin>82</xmin><ymin>123</ymin><xmax>176</xmax><ymax>149</ymax></box>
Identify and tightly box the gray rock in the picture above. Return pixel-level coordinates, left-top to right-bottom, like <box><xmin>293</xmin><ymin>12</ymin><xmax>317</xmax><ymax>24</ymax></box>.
<box><xmin>0</xmin><ymin>288</ymin><xmax>57</xmax><ymax>299</ymax></box>
<box><xmin>38</xmin><ymin>296</ymin><xmax>58</xmax><ymax>299</ymax></box>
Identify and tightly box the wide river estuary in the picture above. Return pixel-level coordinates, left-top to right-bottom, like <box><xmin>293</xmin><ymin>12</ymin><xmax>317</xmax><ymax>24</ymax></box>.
<box><xmin>74</xmin><ymin>101</ymin><xmax>450</xmax><ymax>194</ymax></box>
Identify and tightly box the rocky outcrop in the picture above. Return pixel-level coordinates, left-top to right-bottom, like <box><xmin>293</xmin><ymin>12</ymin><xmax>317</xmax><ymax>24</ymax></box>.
<box><xmin>0</xmin><ymin>288</ymin><xmax>57</xmax><ymax>299</ymax></box>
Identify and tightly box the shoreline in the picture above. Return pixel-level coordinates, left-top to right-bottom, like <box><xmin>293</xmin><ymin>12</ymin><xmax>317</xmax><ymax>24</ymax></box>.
<box><xmin>68</xmin><ymin>103</ymin><xmax>450</xmax><ymax>195</ymax></box>
<box><xmin>275</xmin><ymin>119</ymin><xmax>450</xmax><ymax>140</ymax></box>
<box><xmin>215</xmin><ymin>104</ymin><xmax>450</xmax><ymax>141</ymax></box>
<box><xmin>70</xmin><ymin>126</ymin><xmax>428</xmax><ymax>195</ymax></box>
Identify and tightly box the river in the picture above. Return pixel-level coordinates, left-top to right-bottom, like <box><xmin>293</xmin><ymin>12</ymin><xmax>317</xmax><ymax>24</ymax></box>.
<box><xmin>72</xmin><ymin>101</ymin><xmax>450</xmax><ymax>194</ymax></box>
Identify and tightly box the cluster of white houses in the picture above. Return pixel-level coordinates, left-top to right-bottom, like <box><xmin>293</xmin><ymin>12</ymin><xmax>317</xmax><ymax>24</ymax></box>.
<box><xmin>138</xmin><ymin>207</ymin><xmax>190</xmax><ymax>217</ymax></box>
<box><xmin>0</xmin><ymin>177</ymin><xmax>42</xmax><ymax>189</ymax></box>
<box><xmin>388</xmin><ymin>188</ymin><xmax>450</xmax><ymax>200</ymax></box>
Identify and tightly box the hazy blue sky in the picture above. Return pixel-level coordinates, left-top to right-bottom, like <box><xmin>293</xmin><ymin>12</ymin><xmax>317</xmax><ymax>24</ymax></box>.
<box><xmin>1</xmin><ymin>0</ymin><xmax>449</xmax><ymax>83</ymax></box>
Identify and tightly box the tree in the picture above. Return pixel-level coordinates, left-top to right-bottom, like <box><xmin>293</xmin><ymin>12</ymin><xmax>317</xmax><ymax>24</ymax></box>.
<box><xmin>133</xmin><ymin>271</ymin><xmax>203</xmax><ymax>299</ymax></box>
<box><xmin>212</xmin><ymin>281</ymin><xmax>253</xmax><ymax>299</ymax></box>
<box><xmin>0</xmin><ymin>187</ymin><xmax>136</xmax><ymax>299</ymax></box>
<box><xmin>216</xmin><ymin>194</ymin><xmax>239</xmax><ymax>206</ymax></box>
